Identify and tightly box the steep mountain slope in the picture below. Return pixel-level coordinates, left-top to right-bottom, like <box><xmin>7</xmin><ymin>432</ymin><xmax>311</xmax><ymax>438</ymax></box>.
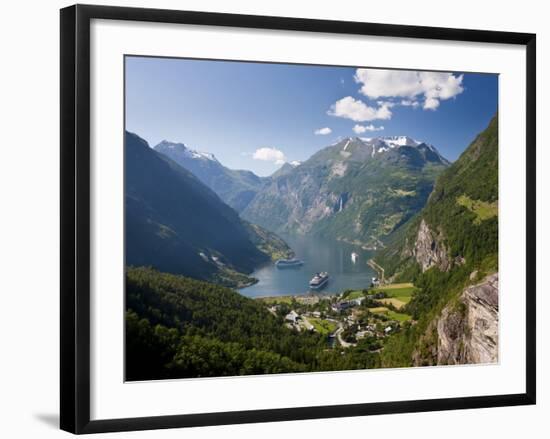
<box><xmin>125</xmin><ymin>131</ymin><xmax>291</xmax><ymax>287</ymax></box>
<box><xmin>377</xmin><ymin>114</ymin><xmax>499</xmax><ymax>367</ymax></box>
<box><xmin>377</xmin><ymin>116</ymin><xmax>498</xmax><ymax>279</ymax></box>
<box><xmin>242</xmin><ymin>136</ymin><xmax>449</xmax><ymax>248</ymax></box>
<box><xmin>154</xmin><ymin>140</ymin><xmax>267</xmax><ymax>211</ymax></box>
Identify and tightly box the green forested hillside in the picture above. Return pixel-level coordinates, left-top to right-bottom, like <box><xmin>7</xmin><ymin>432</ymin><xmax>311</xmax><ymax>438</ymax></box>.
<box><xmin>126</xmin><ymin>267</ymin><xmax>379</xmax><ymax>380</ymax></box>
<box><xmin>375</xmin><ymin>114</ymin><xmax>499</xmax><ymax>366</ymax></box>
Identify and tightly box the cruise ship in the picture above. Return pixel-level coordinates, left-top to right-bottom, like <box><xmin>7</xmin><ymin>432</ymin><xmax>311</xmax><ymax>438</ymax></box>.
<box><xmin>275</xmin><ymin>258</ymin><xmax>304</xmax><ymax>268</ymax></box>
<box><xmin>309</xmin><ymin>272</ymin><xmax>329</xmax><ymax>289</ymax></box>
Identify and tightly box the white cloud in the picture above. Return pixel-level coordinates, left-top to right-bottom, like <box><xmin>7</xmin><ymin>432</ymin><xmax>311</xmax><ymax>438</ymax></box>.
<box><xmin>423</xmin><ymin>97</ymin><xmax>440</xmax><ymax>110</ymax></box>
<box><xmin>252</xmin><ymin>147</ymin><xmax>286</xmax><ymax>165</ymax></box>
<box><xmin>327</xmin><ymin>96</ymin><xmax>393</xmax><ymax>122</ymax></box>
<box><xmin>353</xmin><ymin>124</ymin><xmax>384</xmax><ymax>134</ymax></box>
<box><xmin>354</xmin><ymin>69</ymin><xmax>464</xmax><ymax>110</ymax></box>
<box><xmin>400</xmin><ymin>99</ymin><xmax>420</xmax><ymax>108</ymax></box>
<box><xmin>314</xmin><ymin>127</ymin><xmax>332</xmax><ymax>135</ymax></box>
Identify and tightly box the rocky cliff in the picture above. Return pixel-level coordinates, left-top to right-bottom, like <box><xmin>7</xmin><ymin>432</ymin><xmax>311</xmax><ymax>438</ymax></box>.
<box><xmin>412</xmin><ymin>219</ymin><xmax>451</xmax><ymax>272</ymax></box>
<box><xmin>414</xmin><ymin>273</ymin><xmax>498</xmax><ymax>366</ymax></box>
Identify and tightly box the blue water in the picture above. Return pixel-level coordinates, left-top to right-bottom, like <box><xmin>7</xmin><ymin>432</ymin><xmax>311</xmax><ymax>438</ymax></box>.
<box><xmin>239</xmin><ymin>234</ymin><xmax>377</xmax><ymax>297</ymax></box>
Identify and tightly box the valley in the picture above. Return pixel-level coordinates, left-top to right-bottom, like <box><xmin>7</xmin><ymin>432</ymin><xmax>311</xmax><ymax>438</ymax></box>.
<box><xmin>122</xmin><ymin>56</ymin><xmax>501</xmax><ymax>382</ymax></box>
<box><xmin>125</xmin><ymin>114</ymin><xmax>499</xmax><ymax>379</ymax></box>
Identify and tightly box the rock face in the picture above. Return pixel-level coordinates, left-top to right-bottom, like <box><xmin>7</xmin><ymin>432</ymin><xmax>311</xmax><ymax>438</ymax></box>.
<box><xmin>412</xmin><ymin>219</ymin><xmax>451</xmax><ymax>272</ymax></box>
<box><xmin>436</xmin><ymin>273</ymin><xmax>499</xmax><ymax>365</ymax></box>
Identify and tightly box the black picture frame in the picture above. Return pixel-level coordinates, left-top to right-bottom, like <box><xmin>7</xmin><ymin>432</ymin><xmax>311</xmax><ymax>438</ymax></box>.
<box><xmin>60</xmin><ymin>4</ymin><xmax>536</xmax><ymax>434</ymax></box>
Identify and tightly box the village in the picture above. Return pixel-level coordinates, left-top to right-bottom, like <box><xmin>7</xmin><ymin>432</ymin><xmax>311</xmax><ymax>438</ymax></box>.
<box><xmin>258</xmin><ymin>281</ymin><xmax>417</xmax><ymax>351</ymax></box>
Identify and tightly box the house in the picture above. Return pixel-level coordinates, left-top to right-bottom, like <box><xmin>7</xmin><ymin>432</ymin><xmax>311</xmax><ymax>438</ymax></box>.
<box><xmin>384</xmin><ymin>326</ymin><xmax>393</xmax><ymax>334</ymax></box>
<box><xmin>285</xmin><ymin>310</ymin><xmax>300</xmax><ymax>324</ymax></box>
<box><xmin>312</xmin><ymin>311</ymin><xmax>321</xmax><ymax>318</ymax></box>
<box><xmin>331</xmin><ymin>301</ymin><xmax>352</xmax><ymax>313</ymax></box>
<box><xmin>332</xmin><ymin>298</ymin><xmax>365</xmax><ymax>313</ymax></box>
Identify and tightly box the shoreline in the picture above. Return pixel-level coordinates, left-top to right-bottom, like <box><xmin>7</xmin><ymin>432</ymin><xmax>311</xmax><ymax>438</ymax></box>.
<box><xmin>252</xmin><ymin>292</ymin><xmax>337</xmax><ymax>304</ymax></box>
<box><xmin>235</xmin><ymin>277</ymin><xmax>259</xmax><ymax>289</ymax></box>
<box><xmin>367</xmin><ymin>258</ymin><xmax>385</xmax><ymax>283</ymax></box>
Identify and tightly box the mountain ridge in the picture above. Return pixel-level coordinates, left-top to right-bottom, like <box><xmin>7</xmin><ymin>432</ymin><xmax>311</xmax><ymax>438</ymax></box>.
<box><xmin>241</xmin><ymin>136</ymin><xmax>450</xmax><ymax>248</ymax></box>
<box><xmin>125</xmin><ymin>131</ymin><xmax>291</xmax><ymax>288</ymax></box>
<box><xmin>154</xmin><ymin>140</ymin><xmax>267</xmax><ymax>212</ymax></box>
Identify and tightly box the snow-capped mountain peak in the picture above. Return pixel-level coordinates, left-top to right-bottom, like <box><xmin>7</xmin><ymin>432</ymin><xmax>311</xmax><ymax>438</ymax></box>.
<box><xmin>359</xmin><ymin>135</ymin><xmax>426</xmax><ymax>156</ymax></box>
<box><xmin>154</xmin><ymin>140</ymin><xmax>218</xmax><ymax>162</ymax></box>
<box><xmin>156</xmin><ymin>140</ymin><xmax>187</xmax><ymax>150</ymax></box>
<box><xmin>338</xmin><ymin>135</ymin><xmax>447</xmax><ymax>163</ymax></box>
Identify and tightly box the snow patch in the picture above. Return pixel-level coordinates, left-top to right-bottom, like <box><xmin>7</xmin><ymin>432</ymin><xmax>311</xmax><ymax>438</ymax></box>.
<box><xmin>156</xmin><ymin>140</ymin><xmax>218</xmax><ymax>162</ymax></box>
<box><xmin>379</xmin><ymin>136</ymin><xmax>421</xmax><ymax>147</ymax></box>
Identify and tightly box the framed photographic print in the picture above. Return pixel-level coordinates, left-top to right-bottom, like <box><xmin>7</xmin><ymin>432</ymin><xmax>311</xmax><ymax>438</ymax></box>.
<box><xmin>60</xmin><ymin>4</ymin><xmax>536</xmax><ymax>434</ymax></box>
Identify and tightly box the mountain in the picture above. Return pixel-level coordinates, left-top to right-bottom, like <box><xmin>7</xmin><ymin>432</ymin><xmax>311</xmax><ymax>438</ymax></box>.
<box><xmin>154</xmin><ymin>140</ymin><xmax>267</xmax><ymax>211</ymax></box>
<box><xmin>376</xmin><ymin>115</ymin><xmax>498</xmax><ymax>367</ymax></box>
<box><xmin>125</xmin><ymin>131</ymin><xmax>291</xmax><ymax>288</ymax></box>
<box><xmin>241</xmin><ymin>136</ymin><xmax>449</xmax><ymax>248</ymax></box>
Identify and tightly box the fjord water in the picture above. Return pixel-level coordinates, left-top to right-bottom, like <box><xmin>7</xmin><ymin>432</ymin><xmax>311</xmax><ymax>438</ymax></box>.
<box><xmin>239</xmin><ymin>234</ymin><xmax>377</xmax><ymax>297</ymax></box>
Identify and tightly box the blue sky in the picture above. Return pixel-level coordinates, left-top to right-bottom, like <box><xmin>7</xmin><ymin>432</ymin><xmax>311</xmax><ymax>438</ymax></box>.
<box><xmin>125</xmin><ymin>56</ymin><xmax>498</xmax><ymax>176</ymax></box>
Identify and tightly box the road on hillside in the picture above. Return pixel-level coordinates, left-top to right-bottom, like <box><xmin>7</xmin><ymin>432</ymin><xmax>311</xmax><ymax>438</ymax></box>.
<box><xmin>334</xmin><ymin>324</ymin><xmax>355</xmax><ymax>348</ymax></box>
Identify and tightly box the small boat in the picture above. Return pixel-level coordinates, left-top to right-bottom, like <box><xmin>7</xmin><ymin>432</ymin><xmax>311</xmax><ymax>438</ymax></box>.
<box><xmin>351</xmin><ymin>252</ymin><xmax>359</xmax><ymax>263</ymax></box>
<box><xmin>275</xmin><ymin>258</ymin><xmax>304</xmax><ymax>268</ymax></box>
<box><xmin>309</xmin><ymin>272</ymin><xmax>329</xmax><ymax>289</ymax></box>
